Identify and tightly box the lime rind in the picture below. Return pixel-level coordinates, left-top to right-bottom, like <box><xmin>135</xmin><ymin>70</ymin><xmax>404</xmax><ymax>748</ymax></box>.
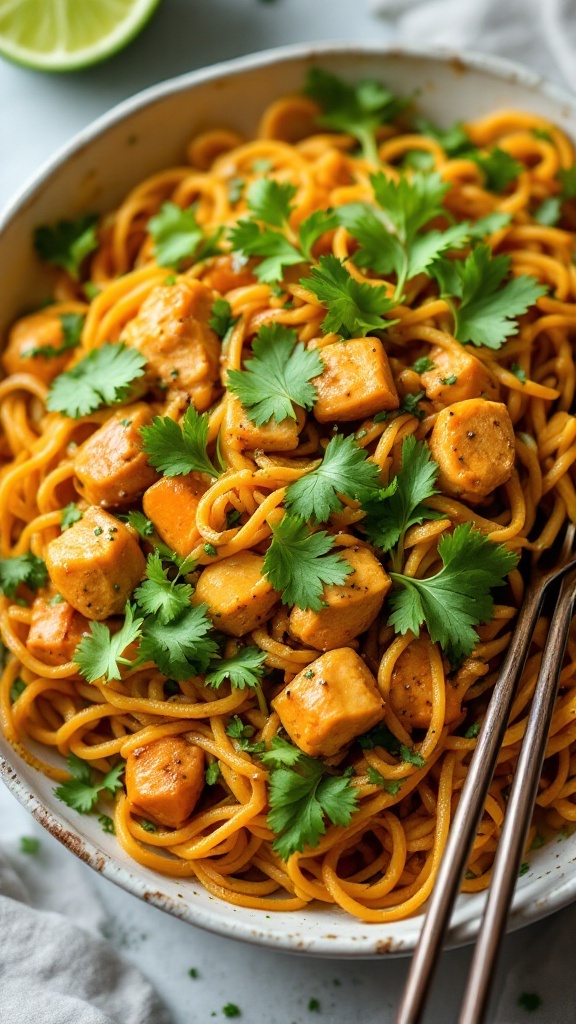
<box><xmin>0</xmin><ymin>0</ymin><xmax>163</xmax><ymax>72</ymax></box>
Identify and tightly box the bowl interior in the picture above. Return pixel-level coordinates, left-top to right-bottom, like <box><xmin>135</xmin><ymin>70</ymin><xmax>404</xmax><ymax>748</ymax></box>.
<box><xmin>2</xmin><ymin>43</ymin><xmax>576</xmax><ymax>957</ymax></box>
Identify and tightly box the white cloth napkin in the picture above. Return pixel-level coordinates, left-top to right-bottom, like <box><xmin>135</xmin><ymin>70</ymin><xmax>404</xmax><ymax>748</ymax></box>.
<box><xmin>0</xmin><ymin>842</ymin><xmax>170</xmax><ymax>1024</ymax></box>
<box><xmin>371</xmin><ymin>0</ymin><xmax>576</xmax><ymax>92</ymax></box>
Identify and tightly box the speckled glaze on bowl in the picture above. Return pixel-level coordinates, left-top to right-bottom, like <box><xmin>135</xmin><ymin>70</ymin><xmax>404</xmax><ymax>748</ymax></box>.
<box><xmin>1</xmin><ymin>43</ymin><xmax>576</xmax><ymax>958</ymax></box>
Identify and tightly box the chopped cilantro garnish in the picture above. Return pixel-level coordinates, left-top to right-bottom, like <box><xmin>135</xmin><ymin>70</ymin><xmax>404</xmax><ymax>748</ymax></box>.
<box><xmin>0</xmin><ymin>552</ymin><xmax>48</xmax><ymax>598</ymax></box>
<box><xmin>472</xmin><ymin>148</ymin><xmax>522</xmax><ymax>192</ymax></box>
<box><xmin>302</xmin><ymin>254</ymin><xmax>398</xmax><ymax>337</ymax></box>
<box><xmin>46</xmin><ymin>342</ymin><xmax>146</xmax><ymax>418</ymax></box>
<box><xmin>148</xmin><ymin>201</ymin><xmax>221</xmax><ymax>269</ymax></box>
<box><xmin>285</xmin><ymin>433</ymin><xmax>380</xmax><ymax>523</ymax></box>
<box><xmin>205</xmin><ymin>762</ymin><xmax>221</xmax><ymax>786</ymax></box>
<box><xmin>389</xmin><ymin>522</ymin><xmax>519</xmax><ymax>665</ymax></box>
<box><xmin>263</xmin><ymin>514</ymin><xmax>353</xmax><ymax>611</ymax></box>
<box><xmin>34</xmin><ymin>215</ymin><xmax>98</xmax><ymax>279</ymax></box>
<box><xmin>55</xmin><ymin>754</ymin><xmax>124</xmax><ymax>815</ymax></box>
<box><xmin>205</xmin><ymin>646</ymin><xmax>267</xmax><ymax>690</ymax></box>
<box><xmin>61</xmin><ymin>503</ymin><xmax>83</xmax><ymax>530</ymax></box>
<box><xmin>431</xmin><ymin>245</ymin><xmax>546</xmax><ymax>349</ymax></box>
<box><xmin>98</xmin><ymin>814</ymin><xmax>115</xmax><ymax>834</ymax></box>
<box><xmin>366</xmin><ymin>766</ymin><xmax>403</xmax><ymax>795</ymax></box>
<box><xmin>10</xmin><ymin>678</ymin><xmax>26</xmax><ymax>703</ymax></box>
<box><xmin>226</xmin><ymin>323</ymin><xmax>323</xmax><ymax>426</ymax></box>
<box><xmin>260</xmin><ymin>737</ymin><xmax>358</xmax><ymax>859</ymax></box>
<box><xmin>141</xmin><ymin>405</ymin><xmax>220</xmax><ymax>478</ymax></box>
<box><xmin>19</xmin><ymin>836</ymin><xmax>40</xmax><ymax>854</ymax></box>
<box><xmin>304</xmin><ymin>67</ymin><xmax>408</xmax><ymax>163</ymax></box>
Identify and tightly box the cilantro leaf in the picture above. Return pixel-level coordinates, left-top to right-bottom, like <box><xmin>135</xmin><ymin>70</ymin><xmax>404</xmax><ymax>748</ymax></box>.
<box><xmin>338</xmin><ymin>172</ymin><xmax>468</xmax><ymax>298</ymax></box>
<box><xmin>225</xmin><ymin>715</ymin><xmax>265</xmax><ymax>753</ymax></box>
<box><xmin>559</xmin><ymin>166</ymin><xmax>576</xmax><ymax>198</ymax></box>
<box><xmin>246</xmin><ymin>178</ymin><xmax>296</xmax><ymax>228</ymax></box>
<box><xmin>468</xmin><ymin>212</ymin><xmax>512</xmax><ymax>237</ymax></box>
<box><xmin>533</xmin><ymin>197</ymin><xmax>561</xmax><ymax>226</ymax></box>
<box><xmin>285</xmin><ymin>433</ymin><xmax>381</xmax><ymax>523</ymax></box>
<box><xmin>61</xmin><ymin>503</ymin><xmax>83</xmax><ymax>530</ymax></box>
<box><xmin>432</xmin><ymin>245</ymin><xmax>546</xmax><ymax>349</ymax></box>
<box><xmin>205</xmin><ymin>762</ymin><xmax>221</xmax><ymax>785</ymax></box>
<box><xmin>55</xmin><ymin>754</ymin><xmax>124</xmax><ymax>814</ymax></box>
<box><xmin>260</xmin><ymin>736</ymin><xmax>304</xmax><ymax>767</ymax></box>
<box><xmin>358</xmin><ymin>722</ymin><xmax>401</xmax><ymax>753</ymax></box>
<box><xmin>148</xmin><ymin>202</ymin><xmax>219</xmax><ymax>269</ymax></box>
<box><xmin>263</xmin><ymin>514</ymin><xmax>353</xmax><ymax>611</ymax></box>
<box><xmin>138</xmin><ymin>603</ymin><xmax>219</xmax><ymax>681</ymax></box>
<box><xmin>304</xmin><ymin>67</ymin><xmax>407</xmax><ymax>163</ymax></box>
<box><xmin>302</xmin><ymin>254</ymin><xmax>397</xmax><ymax>337</ymax></box>
<box><xmin>412</xmin><ymin>356</ymin><xmax>436</xmax><ymax>374</ymax></box>
<box><xmin>226</xmin><ymin>323</ymin><xmax>323</xmax><ymax>426</ymax></box>
<box><xmin>297</xmin><ymin>209</ymin><xmax>339</xmax><ymax>262</ymax></box>
<box><xmin>134</xmin><ymin>552</ymin><xmax>193</xmax><ymax>624</ymax></box>
<box><xmin>20</xmin><ymin>836</ymin><xmax>41</xmax><ymax>854</ymax></box>
<box><xmin>34</xmin><ymin>215</ymin><xmax>98</xmax><ymax>279</ymax></box>
<box><xmin>361</xmin><ymin>436</ymin><xmax>441</xmax><ymax>554</ymax></box>
<box><xmin>366</xmin><ymin>766</ymin><xmax>403</xmax><ymax>795</ymax></box>
<box><xmin>388</xmin><ymin>522</ymin><xmax>519</xmax><ymax>664</ymax></box>
<box><xmin>400</xmin><ymin>744</ymin><xmax>426</xmax><ymax>768</ymax></box>
<box><xmin>99</xmin><ymin>814</ymin><xmax>115</xmax><ymax>834</ymax></box>
<box><xmin>46</xmin><ymin>342</ymin><xmax>146</xmax><ymax>418</ymax></box>
<box><xmin>209</xmin><ymin>298</ymin><xmax>237</xmax><ymax>339</ymax></box>
<box><xmin>122</xmin><ymin>510</ymin><xmax>155</xmax><ymax>539</ymax></box>
<box><xmin>0</xmin><ymin>552</ymin><xmax>48</xmax><ymax>597</ymax></box>
<box><xmin>414</xmin><ymin>117</ymin><xmax>472</xmax><ymax>156</ymax></box>
<box><xmin>28</xmin><ymin>312</ymin><xmax>85</xmax><ymax>359</ymax></box>
<box><xmin>228</xmin><ymin>219</ymin><xmax>303</xmax><ymax>284</ymax></box>
<box><xmin>263</xmin><ymin>736</ymin><xmax>358</xmax><ymax>859</ymax></box>
<box><xmin>205</xmin><ymin>646</ymin><xmax>267</xmax><ymax>689</ymax></box>
<box><xmin>74</xmin><ymin>603</ymin><xmax>144</xmax><ymax>683</ymax></box>
<box><xmin>141</xmin><ymin>405</ymin><xmax>220</xmax><ymax>478</ymax></box>
<box><xmin>472</xmin><ymin>148</ymin><xmax>522</xmax><ymax>192</ymax></box>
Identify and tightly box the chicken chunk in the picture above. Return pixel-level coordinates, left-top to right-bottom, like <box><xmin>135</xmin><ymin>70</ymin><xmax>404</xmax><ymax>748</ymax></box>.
<box><xmin>45</xmin><ymin>507</ymin><xmax>145</xmax><ymax>620</ymax></box>
<box><xmin>420</xmin><ymin>345</ymin><xmax>500</xmax><ymax>407</ymax></box>
<box><xmin>429</xmin><ymin>399</ymin><xmax>515</xmax><ymax>502</ymax></box>
<box><xmin>120</xmin><ymin>279</ymin><xmax>220</xmax><ymax>410</ymax></box>
<box><xmin>313</xmin><ymin>337</ymin><xmax>399</xmax><ymax>422</ymax></box>
<box><xmin>223</xmin><ymin>394</ymin><xmax>305</xmax><ymax>452</ymax></box>
<box><xmin>289</xmin><ymin>547</ymin><xmax>390</xmax><ymax>651</ymax></box>
<box><xmin>2</xmin><ymin>309</ymin><xmax>78</xmax><ymax>384</ymax></box>
<box><xmin>272</xmin><ymin>648</ymin><xmax>384</xmax><ymax>757</ymax></box>
<box><xmin>388</xmin><ymin>637</ymin><xmax>462</xmax><ymax>730</ymax></box>
<box><xmin>201</xmin><ymin>255</ymin><xmax>257</xmax><ymax>293</ymax></box>
<box><xmin>26</xmin><ymin>597</ymin><xmax>88</xmax><ymax>666</ymax></box>
<box><xmin>125</xmin><ymin>736</ymin><xmax>205</xmax><ymax>828</ymax></box>
<box><xmin>143</xmin><ymin>475</ymin><xmax>206</xmax><ymax>558</ymax></box>
<box><xmin>74</xmin><ymin>404</ymin><xmax>158</xmax><ymax>508</ymax></box>
<box><xmin>192</xmin><ymin>551</ymin><xmax>278</xmax><ymax>636</ymax></box>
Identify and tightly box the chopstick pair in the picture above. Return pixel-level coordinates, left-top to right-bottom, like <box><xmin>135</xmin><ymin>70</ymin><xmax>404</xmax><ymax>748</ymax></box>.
<box><xmin>396</xmin><ymin>528</ymin><xmax>576</xmax><ymax>1024</ymax></box>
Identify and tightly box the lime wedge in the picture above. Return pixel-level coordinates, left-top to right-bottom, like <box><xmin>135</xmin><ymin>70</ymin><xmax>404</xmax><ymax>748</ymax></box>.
<box><xmin>0</xmin><ymin>0</ymin><xmax>163</xmax><ymax>72</ymax></box>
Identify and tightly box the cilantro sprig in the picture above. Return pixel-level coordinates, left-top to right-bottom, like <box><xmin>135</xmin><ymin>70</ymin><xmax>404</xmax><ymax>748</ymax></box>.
<box><xmin>74</xmin><ymin>603</ymin><xmax>144</xmax><ymax>683</ymax></box>
<box><xmin>263</xmin><ymin>515</ymin><xmax>352</xmax><ymax>611</ymax></box>
<box><xmin>302</xmin><ymin>254</ymin><xmax>398</xmax><ymax>337</ymax></box>
<box><xmin>304</xmin><ymin>67</ymin><xmax>408</xmax><ymax>163</ymax></box>
<box><xmin>55</xmin><ymin>753</ymin><xmax>124</xmax><ymax>814</ymax></box>
<box><xmin>338</xmin><ymin>170</ymin><xmax>470</xmax><ymax>300</ymax></box>
<box><xmin>46</xmin><ymin>342</ymin><xmax>146</xmax><ymax>418</ymax></box>
<box><xmin>361</xmin><ymin>436</ymin><xmax>442</xmax><ymax>567</ymax></box>
<box><xmin>285</xmin><ymin>433</ymin><xmax>380</xmax><ymax>523</ymax></box>
<box><xmin>228</xmin><ymin>178</ymin><xmax>337</xmax><ymax>284</ymax></box>
<box><xmin>0</xmin><ymin>553</ymin><xmax>48</xmax><ymax>598</ymax></box>
<box><xmin>148</xmin><ymin>202</ymin><xmax>222</xmax><ymax>269</ymax></box>
<box><xmin>226</xmin><ymin>323</ymin><xmax>323</xmax><ymax>426</ymax></box>
<box><xmin>141</xmin><ymin>405</ymin><xmax>220</xmax><ymax>478</ymax></box>
<box><xmin>205</xmin><ymin>646</ymin><xmax>267</xmax><ymax>690</ymax></box>
<box><xmin>260</xmin><ymin>736</ymin><xmax>358</xmax><ymax>859</ymax></box>
<box><xmin>388</xmin><ymin>522</ymin><xmax>519</xmax><ymax>665</ymax></box>
<box><xmin>34</xmin><ymin>215</ymin><xmax>98</xmax><ymax>279</ymax></box>
<box><xmin>431</xmin><ymin>245</ymin><xmax>547</xmax><ymax>349</ymax></box>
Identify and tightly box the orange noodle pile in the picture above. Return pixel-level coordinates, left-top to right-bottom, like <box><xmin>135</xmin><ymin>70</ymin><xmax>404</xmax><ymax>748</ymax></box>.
<box><xmin>1</xmin><ymin>71</ymin><xmax>576</xmax><ymax>922</ymax></box>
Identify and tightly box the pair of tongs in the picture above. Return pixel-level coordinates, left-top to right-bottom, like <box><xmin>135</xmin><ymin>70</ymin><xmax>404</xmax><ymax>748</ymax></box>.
<box><xmin>396</xmin><ymin>524</ymin><xmax>576</xmax><ymax>1024</ymax></box>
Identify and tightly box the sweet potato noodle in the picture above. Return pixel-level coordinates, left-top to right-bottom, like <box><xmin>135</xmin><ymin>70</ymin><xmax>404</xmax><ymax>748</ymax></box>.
<box><xmin>2</xmin><ymin>73</ymin><xmax>576</xmax><ymax>923</ymax></box>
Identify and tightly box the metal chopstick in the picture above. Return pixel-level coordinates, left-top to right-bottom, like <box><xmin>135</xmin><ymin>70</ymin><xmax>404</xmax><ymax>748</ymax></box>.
<box><xmin>396</xmin><ymin>533</ymin><xmax>576</xmax><ymax>1024</ymax></box>
<box><xmin>457</xmin><ymin>564</ymin><xmax>576</xmax><ymax>1024</ymax></box>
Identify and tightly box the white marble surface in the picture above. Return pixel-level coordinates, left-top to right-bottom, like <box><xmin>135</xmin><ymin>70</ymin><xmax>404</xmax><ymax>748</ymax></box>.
<box><xmin>0</xmin><ymin>2</ymin><xmax>575</xmax><ymax>1021</ymax></box>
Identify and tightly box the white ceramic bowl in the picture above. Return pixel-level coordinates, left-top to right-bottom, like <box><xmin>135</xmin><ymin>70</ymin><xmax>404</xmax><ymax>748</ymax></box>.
<box><xmin>2</xmin><ymin>43</ymin><xmax>576</xmax><ymax>958</ymax></box>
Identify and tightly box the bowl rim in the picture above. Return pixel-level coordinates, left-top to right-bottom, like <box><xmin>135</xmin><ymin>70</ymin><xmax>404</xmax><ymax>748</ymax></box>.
<box><xmin>2</xmin><ymin>39</ymin><xmax>576</xmax><ymax>958</ymax></box>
